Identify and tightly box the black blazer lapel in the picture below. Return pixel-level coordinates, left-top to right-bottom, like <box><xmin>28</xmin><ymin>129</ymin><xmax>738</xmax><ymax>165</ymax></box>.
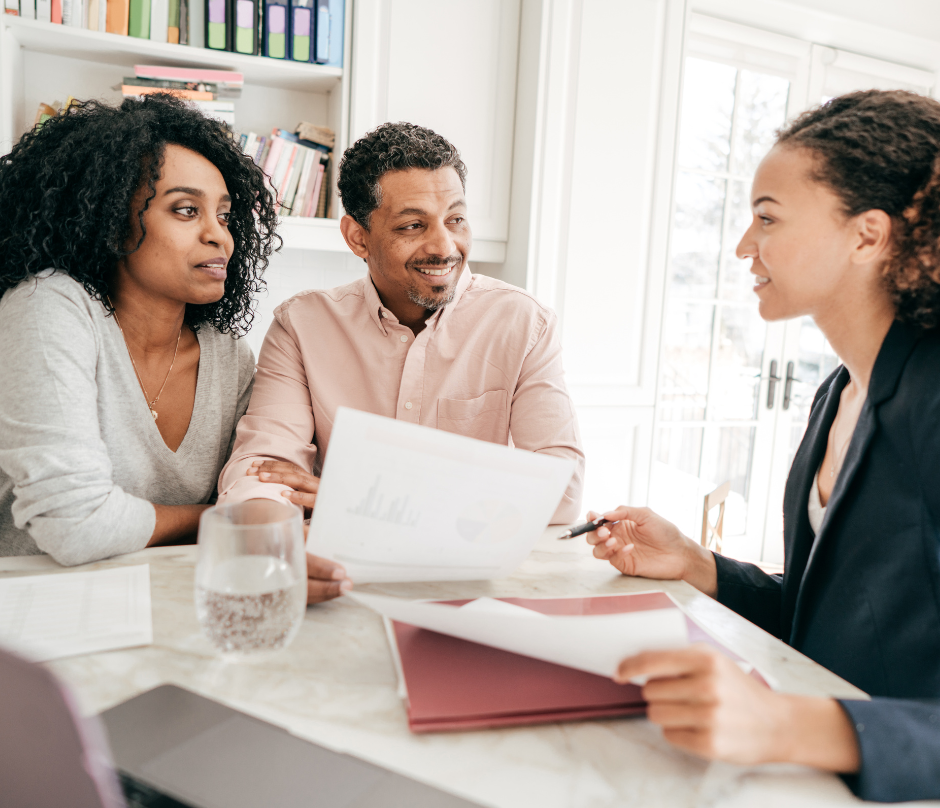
<box><xmin>788</xmin><ymin>321</ymin><xmax>920</xmax><ymax>645</ymax></box>
<box><xmin>781</xmin><ymin>367</ymin><xmax>846</xmax><ymax>638</ymax></box>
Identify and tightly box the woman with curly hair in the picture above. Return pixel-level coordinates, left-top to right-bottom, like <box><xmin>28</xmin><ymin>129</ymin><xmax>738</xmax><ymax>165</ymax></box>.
<box><xmin>0</xmin><ymin>94</ymin><xmax>278</xmax><ymax>565</ymax></box>
<box><xmin>587</xmin><ymin>89</ymin><xmax>940</xmax><ymax>802</ymax></box>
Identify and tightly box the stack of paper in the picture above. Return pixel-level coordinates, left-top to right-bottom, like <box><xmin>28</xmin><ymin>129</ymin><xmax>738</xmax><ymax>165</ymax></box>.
<box><xmin>0</xmin><ymin>565</ymin><xmax>153</xmax><ymax>662</ymax></box>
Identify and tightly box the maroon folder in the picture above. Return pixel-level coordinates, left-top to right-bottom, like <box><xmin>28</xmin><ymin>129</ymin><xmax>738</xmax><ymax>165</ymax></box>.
<box><xmin>389</xmin><ymin>591</ymin><xmax>762</xmax><ymax>733</ymax></box>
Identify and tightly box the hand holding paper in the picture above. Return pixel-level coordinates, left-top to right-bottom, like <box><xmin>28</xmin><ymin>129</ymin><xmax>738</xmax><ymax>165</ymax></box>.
<box><xmin>307</xmin><ymin>408</ymin><xmax>575</xmax><ymax>583</ymax></box>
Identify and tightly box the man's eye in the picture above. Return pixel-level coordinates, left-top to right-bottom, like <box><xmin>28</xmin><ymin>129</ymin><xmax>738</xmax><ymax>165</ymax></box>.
<box><xmin>402</xmin><ymin>223</ymin><xmax>423</xmax><ymax>230</ymax></box>
<box><xmin>449</xmin><ymin>216</ymin><xmax>464</xmax><ymax>225</ymax></box>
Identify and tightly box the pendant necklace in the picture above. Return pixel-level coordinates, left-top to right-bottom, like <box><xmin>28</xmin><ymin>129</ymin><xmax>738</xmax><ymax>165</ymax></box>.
<box><xmin>108</xmin><ymin>297</ymin><xmax>182</xmax><ymax>422</ymax></box>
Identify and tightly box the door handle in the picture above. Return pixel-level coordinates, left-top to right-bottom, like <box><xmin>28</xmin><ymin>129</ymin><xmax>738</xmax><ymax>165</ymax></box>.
<box><xmin>783</xmin><ymin>360</ymin><xmax>796</xmax><ymax>410</ymax></box>
<box><xmin>766</xmin><ymin>359</ymin><xmax>780</xmax><ymax>409</ymax></box>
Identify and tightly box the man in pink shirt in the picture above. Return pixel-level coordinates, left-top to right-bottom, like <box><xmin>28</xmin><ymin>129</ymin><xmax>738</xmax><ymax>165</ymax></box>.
<box><xmin>218</xmin><ymin>122</ymin><xmax>584</xmax><ymax>602</ymax></box>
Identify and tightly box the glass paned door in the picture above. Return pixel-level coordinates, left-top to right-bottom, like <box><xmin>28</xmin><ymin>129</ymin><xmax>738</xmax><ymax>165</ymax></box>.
<box><xmin>650</xmin><ymin>55</ymin><xmax>791</xmax><ymax>561</ymax></box>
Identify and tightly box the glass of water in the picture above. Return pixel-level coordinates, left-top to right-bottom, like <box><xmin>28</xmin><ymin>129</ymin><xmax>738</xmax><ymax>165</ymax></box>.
<box><xmin>195</xmin><ymin>500</ymin><xmax>307</xmax><ymax>658</ymax></box>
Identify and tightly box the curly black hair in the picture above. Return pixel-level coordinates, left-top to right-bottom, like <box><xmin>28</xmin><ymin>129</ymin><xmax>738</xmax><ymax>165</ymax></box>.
<box><xmin>0</xmin><ymin>94</ymin><xmax>279</xmax><ymax>335</ymax></box>
<box><xmin>778</xmin><ymin>90</ymin><xmax>940</xmax><ymax>330</ymax></box>
<box><xmin>337</xmin><ymin>121</ymin><xmax>467</xmax><ymax>229</ymax></box>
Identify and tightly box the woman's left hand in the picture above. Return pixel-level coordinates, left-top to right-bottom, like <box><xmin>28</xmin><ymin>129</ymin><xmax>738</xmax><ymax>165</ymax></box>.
<box><xmin>247</xmin><ymin>460</ymin><xmax>319</xmax><ymax>512</ymax></box>
<box><xmin>616</xmin><ymin>644</ymin><xmax>790</xmax><ymax>765</ymax></box>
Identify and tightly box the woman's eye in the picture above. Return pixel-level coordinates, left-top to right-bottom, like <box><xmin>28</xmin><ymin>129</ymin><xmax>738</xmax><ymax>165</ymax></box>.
<box><xmin>219</xmin><ymin>211</ymin><xmax>232</xmax><ymax>225</ymax></box>
<box><xmin>176</xmin><ymin>205</ymin><xmax>198</xmax><ymax>217</ymax></box>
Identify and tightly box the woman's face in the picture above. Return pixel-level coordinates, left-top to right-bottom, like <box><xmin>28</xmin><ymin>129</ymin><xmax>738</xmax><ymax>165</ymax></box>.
<box><xmin>117</xmin><ymin>144</ymin><xmax>234</xmax><ymax>306</ymax></box>
<box><xmin>735</xmin><ymin>145</ymin><xmax>863</xmax><ymax>322</ymax></box>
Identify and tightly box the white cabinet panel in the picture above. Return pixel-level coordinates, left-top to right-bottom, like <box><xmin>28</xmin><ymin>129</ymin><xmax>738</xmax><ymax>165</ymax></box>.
<box><xmin>350</xmin><ymin>0</ymin><xmax>519</xmax><ymax>243</ymax></box>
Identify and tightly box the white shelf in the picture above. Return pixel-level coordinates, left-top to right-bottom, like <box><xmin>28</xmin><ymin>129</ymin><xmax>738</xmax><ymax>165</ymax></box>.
<box><xmin>277</xmin><ymin>217</ymin><xmax>347</xmax><ymax>252</ymax></box>
<box><xmin>276</xmin><ymin>217</ymin><xmax>506</xmax><ymax>263</ymax></box>
<box><xmin>3</xmin><ymin>17</ymin><xmax>342</xmax><ymax>92</ymax></box>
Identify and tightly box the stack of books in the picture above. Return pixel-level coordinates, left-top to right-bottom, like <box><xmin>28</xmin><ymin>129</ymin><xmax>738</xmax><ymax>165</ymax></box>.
<box><xmin>121</xmin><ymin>64</ymin><xmax>240</xmax><ymax>125</ymax></box>
<box><xmin>5</xmin><ymin>0</ymin><xmax>344</xmax><ymax>68</ymax></box>
<box><xmin>241</xmin><ymin>122</ymin><xmax>333</xmax><ymax>218</ymax></box>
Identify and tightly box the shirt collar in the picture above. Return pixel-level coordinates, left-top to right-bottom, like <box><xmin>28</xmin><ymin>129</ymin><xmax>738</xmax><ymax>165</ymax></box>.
<box><xmin>364</xmin><ymin>275</ymin><xmax>394</xmax><ymax>334</ymax></box>
<box><xmin>364</xmin><ymin>267</ymin><xmax>473</xmax><ymax>335</ymax></box>
<box><xmin>431</xmin><ymin>266</ymin><xmax>472</xmax><ymax>329</ymax></box>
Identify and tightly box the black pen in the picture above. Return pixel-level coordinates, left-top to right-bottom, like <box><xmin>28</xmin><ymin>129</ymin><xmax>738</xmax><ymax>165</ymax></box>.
<box><xmin>556</xmin><ymin>517</ymin><xmax>616</xmax><ymax>540</ymax></box>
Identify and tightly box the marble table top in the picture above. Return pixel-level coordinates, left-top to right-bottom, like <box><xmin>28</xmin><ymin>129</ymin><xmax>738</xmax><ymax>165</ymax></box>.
<box><xmin>2</xmin><ymin>531</ymin><xmax>917</xmax><ymax>808</ymax></box>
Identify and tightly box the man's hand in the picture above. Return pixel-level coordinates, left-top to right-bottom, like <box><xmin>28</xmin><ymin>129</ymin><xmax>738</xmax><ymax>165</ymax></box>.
<box><xmin>248</xmin><ymin>460</ymin><xmax>320</xmax><ymax>513</ymax></box>
<box><xmin>305</xmin><ymin>552</ymin><xmax>352</xmax><ymax>605</ymax></box>
<box><xmin>615</xmin><ymin>645</ymin><xmax>860</xmax><ymax>772</ymax></box>
<box><xmin>584</xmin><ymin>506</ymin><xmax>718</xmax><ymax>596</ymax></box>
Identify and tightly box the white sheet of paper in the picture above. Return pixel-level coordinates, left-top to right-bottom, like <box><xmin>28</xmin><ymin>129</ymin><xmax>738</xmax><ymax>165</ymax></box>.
<box><xmin>350</xmin><ymin>591</ymin><xmax>689</xmax><ymax>678</ymax></box>
<box><xmin>307</xmin><ymin>407</ymin><xmax>576</xmax><ymax>583</ymax></box>
<box><xmin>0</xmin><ymin>564</ymin><xmax>153</xmax><ymax>662</ymax></box>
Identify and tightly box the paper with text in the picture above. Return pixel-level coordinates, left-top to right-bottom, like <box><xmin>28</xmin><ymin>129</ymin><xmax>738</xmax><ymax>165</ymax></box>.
<box><xmin>0</xmin><ymin>565</ymin><xmax>153</xmax><ymax>662</ymax></box>
<box><xmin>351</xmin><ymin>592</ymin><xmax>689</xmax><ymax>678</ymax></box>
<box><xmin>307</xmin><ymin>408</ymin><xmax>576</xmax><ymax>583</ymax></box>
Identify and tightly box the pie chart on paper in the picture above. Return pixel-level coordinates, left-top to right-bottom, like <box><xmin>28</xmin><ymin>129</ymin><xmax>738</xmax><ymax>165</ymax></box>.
<box><xmin>456</xmin><ymin>501</ymin><xmax>523</xmax><ymax>545</ymax></box>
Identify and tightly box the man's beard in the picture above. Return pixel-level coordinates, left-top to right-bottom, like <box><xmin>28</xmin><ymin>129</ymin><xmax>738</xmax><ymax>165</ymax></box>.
<box><xmin>406</xmin><ymin>256</ymin><xmax>462</xmax><ymax>311</ymax></box>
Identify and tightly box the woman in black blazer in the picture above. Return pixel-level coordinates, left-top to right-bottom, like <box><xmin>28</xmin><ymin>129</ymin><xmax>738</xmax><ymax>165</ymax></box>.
<box><xmin>588</xmin><ymin>90</ymin><xmax>940</xmax><ymax>803</ymax></box>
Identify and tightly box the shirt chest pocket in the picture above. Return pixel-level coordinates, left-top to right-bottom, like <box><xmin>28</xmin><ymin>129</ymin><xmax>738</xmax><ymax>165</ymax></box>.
<box><xmin>437</xmin><ymin>390</ymin><xmax>510</xmax><ymax>445</ymax></box>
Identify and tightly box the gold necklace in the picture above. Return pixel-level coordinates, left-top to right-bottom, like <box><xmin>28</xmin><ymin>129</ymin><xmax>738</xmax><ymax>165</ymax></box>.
<box><xmin>108</xmin><ymin>297</ymin><xmax>182</xmax><ymax>422</ymax></box>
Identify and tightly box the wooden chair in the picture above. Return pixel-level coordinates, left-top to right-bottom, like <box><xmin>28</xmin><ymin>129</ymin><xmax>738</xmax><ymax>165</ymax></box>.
<box><xmin>700</xmin><ymin>481</ymin><xmax>731</xmax><ymax>553</ymax></box>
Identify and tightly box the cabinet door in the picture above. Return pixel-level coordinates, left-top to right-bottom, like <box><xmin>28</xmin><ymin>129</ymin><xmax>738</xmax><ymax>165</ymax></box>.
<box><xmin>349</xmin><ymin>0</ymin><xmax>519</xmax><ymax>243</ymax></box>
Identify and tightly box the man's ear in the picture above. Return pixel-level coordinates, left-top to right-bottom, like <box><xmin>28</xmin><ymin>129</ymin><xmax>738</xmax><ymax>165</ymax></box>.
<box><xmin>852</xmin><ymin>209</ymin><xmax>892</xmax><ymax>266</ymax></box>
<box><xmin>340</xmin><ymin>214</ymin><xmax>370</xmax><ymax>260</ymax></box>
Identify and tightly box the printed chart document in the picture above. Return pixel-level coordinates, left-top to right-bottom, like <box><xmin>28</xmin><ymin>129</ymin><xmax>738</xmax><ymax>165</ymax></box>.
<box><xmin>307</xmin><ymin>408</ymin><xmax>576</xmax><ymax>583</ymax></box>
<box><xmin>0</xmin><ymin>565</ymin><xmax>153</xmax><ymax>662</ymax></box>
<box><xmin>351</xmin><ymin>592</ymin><xmax>689</xmax><ymax>678</ymax></box>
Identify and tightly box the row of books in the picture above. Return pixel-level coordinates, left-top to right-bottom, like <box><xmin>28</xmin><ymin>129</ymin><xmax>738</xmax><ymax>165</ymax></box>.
<box><xmin>119</xmin><ymin>64</ymin><xmax>241</xmax><ymax>124</ymax></box>
<box><xmin>244</xmin><ymin>122</ymin><xmax>334</xmax><ymax>218</ymax></box>
<box><xmin>3</xmin><ymin>0</ymin><xmax>343</xmax><ymax>66</ymax></box>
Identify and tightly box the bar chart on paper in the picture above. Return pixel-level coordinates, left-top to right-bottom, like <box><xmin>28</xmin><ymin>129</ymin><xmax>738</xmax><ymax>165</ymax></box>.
<box><xmin>348</xmin><ymin>476</ymin><xmax>421</xmax><ymax>527</ymax></box>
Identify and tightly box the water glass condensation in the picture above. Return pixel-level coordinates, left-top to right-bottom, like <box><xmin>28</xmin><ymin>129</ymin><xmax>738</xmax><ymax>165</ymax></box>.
<box><xmin>195</xmin><ymin>500</ymin><xmax>307</xmax><ymax>658</ymax></box>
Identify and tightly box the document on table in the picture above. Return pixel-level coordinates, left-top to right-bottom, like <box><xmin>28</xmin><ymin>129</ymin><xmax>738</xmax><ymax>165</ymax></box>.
<box><xmin>307</xmin><ymin>407</ymin><xmax>576</xmax><ymax>583</ymax></box>
<box><xmin>351</xmin><ymin>592</ymin><xmax>690</xmax><ymax>678</ymax></box>
<box><xmin>0</xmin><ymin>564</ymin><xmax>153</xmax><ymax>662</ymax></box>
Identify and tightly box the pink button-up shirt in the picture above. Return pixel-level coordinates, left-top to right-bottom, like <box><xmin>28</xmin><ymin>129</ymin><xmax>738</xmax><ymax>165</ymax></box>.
<box><xmin>218</xmin><ymin>269</ymin><xmax>584</xmax><ymax>522</ymax></box>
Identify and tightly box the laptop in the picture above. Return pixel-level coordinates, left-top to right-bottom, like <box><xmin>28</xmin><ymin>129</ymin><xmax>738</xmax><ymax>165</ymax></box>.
<box><xmin>100</xmin><ymin>683</ymin><xmax>483</xmax><ymax>808</ymax></box>
<box><xmin>0</xmin><ymin>645</ymin><xmax>481</xmax><ymax>808</ymax></box>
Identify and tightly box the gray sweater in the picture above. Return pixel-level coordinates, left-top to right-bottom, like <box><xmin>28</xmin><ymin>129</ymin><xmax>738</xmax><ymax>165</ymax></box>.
<box><xmin>0</xmin><ymin>272</ymin><xmax>254</xmax><ymax>565</ymax></box>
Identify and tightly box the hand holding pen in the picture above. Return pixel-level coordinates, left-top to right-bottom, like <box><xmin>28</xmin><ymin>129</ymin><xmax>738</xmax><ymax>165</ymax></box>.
<box><xmin>556</xmin><ymin>516</ymin><xmax>618</xmax><ymax>540</ymax></box>
<box><xmin>566</xmin><ymin>507</ymin><xmax>713</xmax><ymax>589</ymax></box>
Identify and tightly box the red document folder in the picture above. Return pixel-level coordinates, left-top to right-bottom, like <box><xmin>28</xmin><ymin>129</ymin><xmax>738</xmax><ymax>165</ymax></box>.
<box><xmin>389</xmin><ymin>591</ymin><xmax>759</xmax><ymax>733</ymax></box>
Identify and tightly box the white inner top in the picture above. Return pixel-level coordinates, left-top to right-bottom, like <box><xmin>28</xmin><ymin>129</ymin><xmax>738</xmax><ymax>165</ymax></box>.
<box><xmin>808</xmin><ymin>470</ymin><xmax>827</xmax><ymax>535</ymax></box>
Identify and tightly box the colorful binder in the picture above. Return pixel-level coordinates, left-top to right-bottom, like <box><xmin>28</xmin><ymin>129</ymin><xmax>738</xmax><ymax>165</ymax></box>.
<box><xmin>167</xmin><ymin>0</ymin><xmax>180</xmax><ymax>43</ymax></box>
<box><xmin>325</xmin><ymin>0</ymin><xmax>343</xmax><ymax>67</ymax></box>
<box><xmin>149</xmin><ymin>0</ymin><xmax>168</xmax><ymax>42</ymax></box>
<box><xmin>313</xmin><ymin>0</ymin><xmax>328</xmax><ymax>62</ymax></box>
<box><xmin>288</xmin><ymin>0</ymin><xmax>313</xmax><ymax>62</ymax></box>
<box><xmin>230</xmin><ymin>0</ymin><xmax>258</xmax><ymax>54</ymax></box>
<box><xmin>387</xmin><ymin>591</ymin><xmax>769</xmax><ymax>733</ymax></box>
<box><xmin>204</xmin><ymin>0</ymin><xmax>228</xmax><ymax>50</ymax></box>
<box><xmin>128</xmin><ymin>0</ymin><xmax>151</xmax><ymax>37</ymax></box>
<box><xmin>262</xmin><ymin>0</ymin><xmax>288</xmax><ymax>59</ymax></box>
<box><xmin>107</xmin><ymin>0</ymin><xmax>130</xmax><ymax>33</ymax></box>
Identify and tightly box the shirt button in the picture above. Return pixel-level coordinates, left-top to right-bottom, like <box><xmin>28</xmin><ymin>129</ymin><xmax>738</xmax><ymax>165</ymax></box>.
<box><xmin>380</xmin><ymin>311</ymin><xmax>387</xmax><ymax>318</ymax></box>
<box><xmin>404</xmin><ymin>401</ymin><xmax>413</xmax><ymax>410</ymax></box>
<box><xmin>400</xmin><ymin>335</ymin><xmax>408</xmax><ymax>343</ymax></box>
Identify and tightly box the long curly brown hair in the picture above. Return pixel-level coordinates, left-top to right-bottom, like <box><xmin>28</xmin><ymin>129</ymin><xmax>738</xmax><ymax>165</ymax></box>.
<box><xmin>778</xmin><ymin>90</ymin><xmax>940</xmax><ymax>330</ymax></box>
<box><xmin>0</xmin><ymin>94</ymin><xmax>279</xmax><ymax>335</ymax></box>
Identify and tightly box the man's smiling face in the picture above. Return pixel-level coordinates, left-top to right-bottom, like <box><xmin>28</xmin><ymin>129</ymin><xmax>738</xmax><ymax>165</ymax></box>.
<box><xmin>350</xmin><ymin>167</ymin><xmax>472</xmax><ymax>323</ymax></box>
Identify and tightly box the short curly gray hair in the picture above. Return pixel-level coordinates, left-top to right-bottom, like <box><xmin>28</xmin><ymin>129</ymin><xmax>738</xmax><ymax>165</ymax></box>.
<box><xmin>337</xmin><ymin>121</ymin><xmax>467</xmax><ymax>229</ymax></box>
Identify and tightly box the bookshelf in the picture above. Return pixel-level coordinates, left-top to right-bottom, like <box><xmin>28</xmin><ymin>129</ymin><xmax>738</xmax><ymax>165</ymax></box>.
<box><xmin>0</xmin><ymin>12</ymin><xmax>351</xmax><ymax>253</ymax></box>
